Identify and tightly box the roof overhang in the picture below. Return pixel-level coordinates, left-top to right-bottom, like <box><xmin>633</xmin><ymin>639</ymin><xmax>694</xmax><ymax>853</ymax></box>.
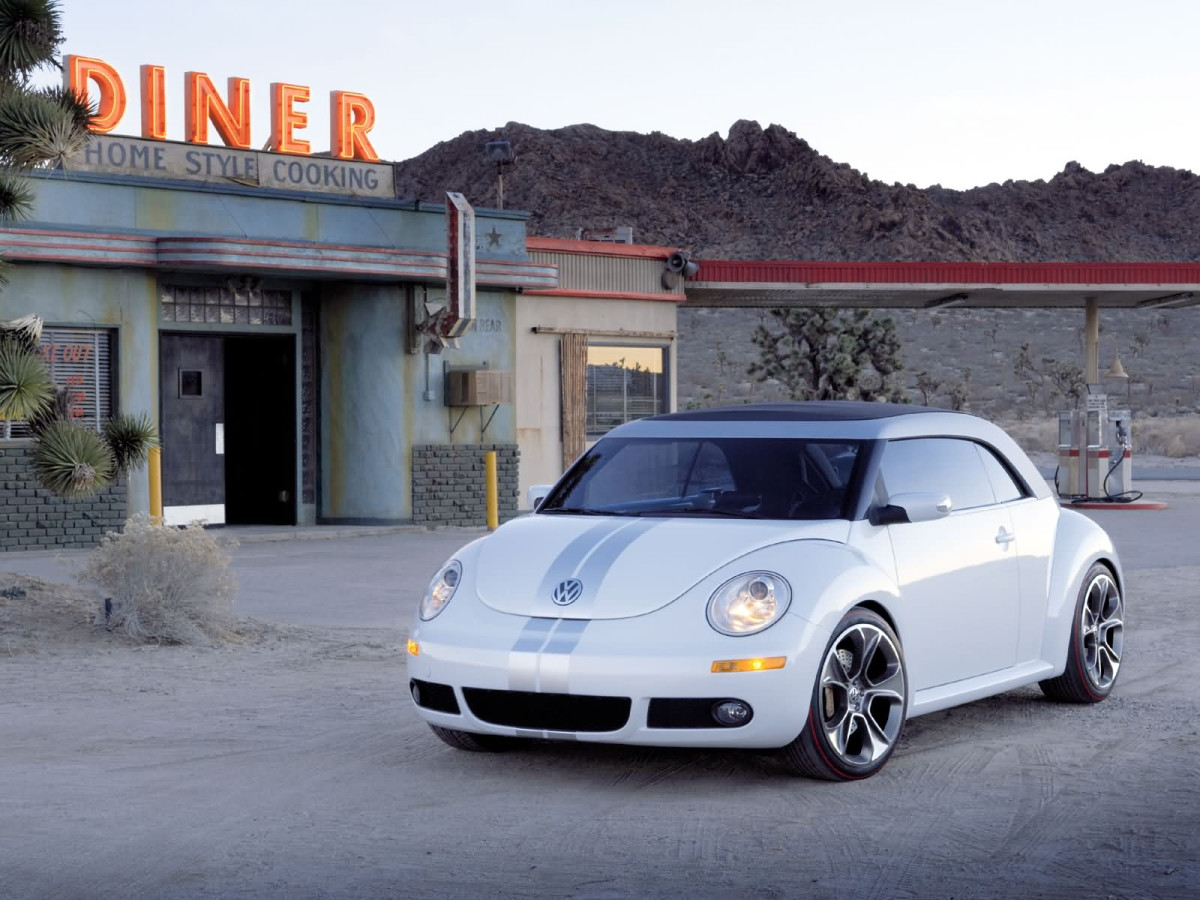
<box><xmin>687</xmin><ymin>261</ymin><xmax>1200</xmax><ymax>309</ymax></box>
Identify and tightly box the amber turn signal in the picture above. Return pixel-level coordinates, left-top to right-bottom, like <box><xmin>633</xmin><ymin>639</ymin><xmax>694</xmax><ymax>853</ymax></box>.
<box><xmin>711</xmin><ymin>656</ymin><xmax>786</xmax><ymax>673</ymax></box>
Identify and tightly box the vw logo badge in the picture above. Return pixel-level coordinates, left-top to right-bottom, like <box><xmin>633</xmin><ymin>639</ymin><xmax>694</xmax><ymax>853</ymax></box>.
<box><xmin>552</xmin><ymin>578</ymin><xmax>584</xmax><ymax>606</ymax></box>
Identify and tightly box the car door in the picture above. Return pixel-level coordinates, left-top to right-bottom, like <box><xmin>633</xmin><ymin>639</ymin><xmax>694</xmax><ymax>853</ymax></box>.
<box><xmin>879</xmin><ymin>438</ymin><xmax>1021</xmax><ymax>691</ymax></box>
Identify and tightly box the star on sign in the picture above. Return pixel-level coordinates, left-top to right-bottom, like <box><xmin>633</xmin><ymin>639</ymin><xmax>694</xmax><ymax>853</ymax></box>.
<box><xmin>485</xmin><ymin>227</ymin><xmax>503</xmax><ymax>248</ymax></box>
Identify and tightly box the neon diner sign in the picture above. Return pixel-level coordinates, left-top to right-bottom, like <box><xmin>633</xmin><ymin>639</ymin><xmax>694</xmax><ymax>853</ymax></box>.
<box><xmin>65</xmin><ymin>55</ymin><xmax>380</xmax><ymax>162</ymax></box>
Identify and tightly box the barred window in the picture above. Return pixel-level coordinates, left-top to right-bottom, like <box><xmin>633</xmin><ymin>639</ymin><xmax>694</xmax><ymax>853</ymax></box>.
<box><xmin>3</xmin><ymin>327</ymin><xmax>115</xmax><ymax>437</ymax></box>
<box><xmin>585</xmin><ymin>345</ymin><xmax>669</xmax><ymax>437</ymax></box>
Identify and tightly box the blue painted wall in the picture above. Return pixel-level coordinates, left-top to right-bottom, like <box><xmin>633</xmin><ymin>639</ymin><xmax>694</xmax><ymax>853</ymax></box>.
<box><xmin>26</xmin><ymin>172</ymin><xmax>530</xmax><ymax>257</ymax></box>
<box><xmin>0</xmin><ymin>264</ymin><xmax>157</xmax><ymax>516</ymax></box>
<box><xmin>319</xmin><ymin>285</ymin><xmax>517</xmax><ymax>522</ymax></box>
<box><xmin>4</xmin><ymin>172</ymin><xmax>526</xmax><ymax>527</ymax></box>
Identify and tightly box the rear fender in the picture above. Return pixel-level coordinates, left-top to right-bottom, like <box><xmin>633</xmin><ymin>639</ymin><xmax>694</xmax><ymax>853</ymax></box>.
<box><xmin>1040</xmin><ymin>508</ymin><xmax>1124</xmax><ymax>675</ymax></box>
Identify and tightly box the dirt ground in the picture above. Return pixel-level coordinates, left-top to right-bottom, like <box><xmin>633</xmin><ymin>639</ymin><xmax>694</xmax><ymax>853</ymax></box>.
<box><xmin>1</xmin><ymin>498</ymin><xmax>1198</xmax><ymax>899</ymax></box>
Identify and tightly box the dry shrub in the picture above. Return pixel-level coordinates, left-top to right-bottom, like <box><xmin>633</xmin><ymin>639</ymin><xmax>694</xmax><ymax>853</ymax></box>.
<box><xmin>1133</xmin><ymin>416</ymin><xmax>1200</xmax><ymax>457</ymax></box>
<box><xmin>1000</xmin><ymin>417</ymin><xmax>1059</xmax><ymax>454</ymax></box>
<box><xmin>81</xmin><ymin>514</ymin><xmax>238</xmax><ymax>645</ymax></box>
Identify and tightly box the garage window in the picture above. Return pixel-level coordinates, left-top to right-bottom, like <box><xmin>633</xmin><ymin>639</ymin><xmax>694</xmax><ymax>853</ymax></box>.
<box><xmin>585</xmin><ymin>344</ymin><xmax>668</xmax><ymax>436</ymax></box>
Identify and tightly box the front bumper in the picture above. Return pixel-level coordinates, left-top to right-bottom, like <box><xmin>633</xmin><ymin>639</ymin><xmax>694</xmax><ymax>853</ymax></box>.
<box><xmin>407</xmin><ymin>593</ymin><xmax>829</xmax><ymax>749</ymax></box>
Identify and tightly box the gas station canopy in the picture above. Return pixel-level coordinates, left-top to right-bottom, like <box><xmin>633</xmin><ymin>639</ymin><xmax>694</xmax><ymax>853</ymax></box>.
<box><xmin>685</xmin><ymin>260</ymin><xmax>1200</xmax><ymax>309</ymax></box>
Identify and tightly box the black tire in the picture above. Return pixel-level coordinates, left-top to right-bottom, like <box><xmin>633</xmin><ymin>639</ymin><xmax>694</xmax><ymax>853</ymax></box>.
<box><xmin>782</xmin><ymin>608</ymin><xmax>908</xmax><ymax>781</ymax></box>
<box><xmin>1040</xmin><ymin>562</ymin><xmax>1123</xmax><ymax>703</ymax></box>
<box><xmin>428</xmin><ymin>724</ymin><xmax>514</xmax><ymax>752</ymax></box>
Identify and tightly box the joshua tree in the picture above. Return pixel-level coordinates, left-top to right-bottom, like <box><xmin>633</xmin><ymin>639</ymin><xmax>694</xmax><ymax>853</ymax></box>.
<box><xmin>0</xmin><ymin>1</ymin><xmax>93</xmax><ymax>245</ymax></box>
<box><xmin>914</xmin><ymin>370</ymin><xmax>940</xmax><ymax>406</ymax></box>
<box><xmin>0</xmin><ymin>7</ymin><xmax>153</xmax><ymax>499</ymax></box>
<box><xmin>748</xmin><ymin>307</ymin><xmax>906</xmax><ymax>402</ymax></box>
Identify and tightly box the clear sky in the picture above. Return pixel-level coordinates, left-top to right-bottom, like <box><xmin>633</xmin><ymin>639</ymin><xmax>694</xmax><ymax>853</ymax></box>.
<box><xmin>43</xmin><ymin>0</ymin><xmax>1200</xmax><ymax>190</ymax></box>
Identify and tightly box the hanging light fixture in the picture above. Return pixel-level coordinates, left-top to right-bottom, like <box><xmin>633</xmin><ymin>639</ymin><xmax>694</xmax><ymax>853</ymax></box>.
<box><xmin>1105</xmin><ymin>350</ymin><xmax>1128</xmax><ymax>379</ymax></box>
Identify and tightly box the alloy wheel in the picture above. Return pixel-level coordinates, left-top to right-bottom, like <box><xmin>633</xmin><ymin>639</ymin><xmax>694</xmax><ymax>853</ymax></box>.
<box><xmin>818</xmin><ymin>623</ymin><xmax>906</xmax><ymax>766</ymax></box>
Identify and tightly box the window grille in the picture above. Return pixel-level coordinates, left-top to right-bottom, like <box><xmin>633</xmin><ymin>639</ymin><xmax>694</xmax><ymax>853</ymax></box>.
<box><xmin>585</xmin><ymin>345</ymin><xmax>668</xmax><ymax>436</ymax></box>
<box><xmin>3</xmin><ymin>327</ymin><xmax>114</xmax><ymax>438</ymax></box>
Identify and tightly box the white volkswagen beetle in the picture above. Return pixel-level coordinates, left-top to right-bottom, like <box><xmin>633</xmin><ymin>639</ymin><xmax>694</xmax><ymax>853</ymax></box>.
<box><xmin>406</xmin><ymin>402</ymin><xmax>1124</xmax><ymax>780</ymax></box>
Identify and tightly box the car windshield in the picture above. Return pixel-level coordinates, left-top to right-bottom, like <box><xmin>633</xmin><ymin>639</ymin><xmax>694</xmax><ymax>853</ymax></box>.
<box><xmin>539</xmin><ymin>437</ymin><xmax>863</xmax><ymax>520</ymax></box>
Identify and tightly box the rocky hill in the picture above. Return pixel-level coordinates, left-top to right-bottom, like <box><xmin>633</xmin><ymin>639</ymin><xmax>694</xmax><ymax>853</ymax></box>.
<box><xmin>395</xmin><ymin>120</ymin><xmax>1200</xmax><ymax>424</ymax></box>
<box><xmin>395</xmin><ymin>119</ymin><xmax>1200</xmax><ymax>261</ymax></box>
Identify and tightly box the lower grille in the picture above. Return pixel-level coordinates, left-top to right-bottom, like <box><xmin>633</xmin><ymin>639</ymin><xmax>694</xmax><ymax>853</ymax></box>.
<box><xmin>410</xmin><ymin>679</ymin><xmax>460</xmax><ymax>714</ymax></box>
<box><xmin>462</xmin><ymin>688</ymin><xmax>630</xmax><ymax>732</ymax></box>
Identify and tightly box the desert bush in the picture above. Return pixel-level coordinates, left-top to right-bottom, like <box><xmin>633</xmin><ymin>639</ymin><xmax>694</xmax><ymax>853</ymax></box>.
<box><xmin>1134</xmin><ymin>416</ymin><xmax>1200</xmax><ymax>457</ymax></box>
<box><xmin>80</xmin><ymin>514</ymin><xmax>238</xmax><ymax>645</ymax></box>
<box><xmin>1000</xmin><ymin>417</ymin><xmax>1059</xmax><ymax>454</ymax></box>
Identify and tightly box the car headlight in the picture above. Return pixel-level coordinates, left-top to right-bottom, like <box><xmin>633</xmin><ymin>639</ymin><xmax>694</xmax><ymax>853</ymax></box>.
<box><xmin>707</xmin><ymin>571</ymin><xmax>791</xmax><ymax>636</ymax></box>
<box><xmin>420</xmin><ymin>560</ymin><xmax>462</xmax><ymax>621</ymax></box>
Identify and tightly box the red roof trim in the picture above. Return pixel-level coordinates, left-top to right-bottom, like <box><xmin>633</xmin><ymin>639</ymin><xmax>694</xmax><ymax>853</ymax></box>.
<box><xmin>522</xmin><ymin>288</ymin><xmax>683</xmax><ymax>303</ymax></box>
<box><xmin>526</xmin><ymin>237</ymin><xmax>676</xmax><ymax>259</ymax></box>
<box><xmin>694</xmin><ymin>260</ymin><xmax>1200</xmax><ymax>285</ymax></box>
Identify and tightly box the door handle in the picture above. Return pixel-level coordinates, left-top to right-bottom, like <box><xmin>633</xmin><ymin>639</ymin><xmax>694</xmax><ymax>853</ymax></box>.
<box><xmin>995</xmin><ymin>528</ymin><xmax>1016</xmax><ymax>546</ymax></box>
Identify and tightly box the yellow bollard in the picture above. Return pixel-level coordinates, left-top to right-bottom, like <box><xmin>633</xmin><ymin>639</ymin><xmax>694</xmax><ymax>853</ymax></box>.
<box><xmin>484</xmin><ymin>450</ymin><xmax>498</xmax><ymax>531</ymax></box>
<box><xmin>148</xmin><ymin>446</ymin><xmax>163</xmax><ymax>523</ymax></box>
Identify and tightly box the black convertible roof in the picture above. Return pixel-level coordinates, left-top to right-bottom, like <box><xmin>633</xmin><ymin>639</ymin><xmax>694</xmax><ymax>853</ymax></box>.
<box><xmin>651</xmin><ymin>401</ymin><xmax>947</xmax><ymax>423</ymax></box>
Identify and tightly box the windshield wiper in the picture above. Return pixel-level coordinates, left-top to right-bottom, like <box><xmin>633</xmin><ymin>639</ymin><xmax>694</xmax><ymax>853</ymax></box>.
<box><xmin>632</xmin><ymin>508</ymin><xmax>764</xmax><ymax>519</ymax></box>
<box><xmin>539</xmin><ymin>507</ymin><xmax>623</xmax><ymax>516</ymax></box>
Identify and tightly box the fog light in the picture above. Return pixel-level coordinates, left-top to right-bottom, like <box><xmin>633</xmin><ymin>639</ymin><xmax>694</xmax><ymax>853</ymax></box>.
<box><xmin>712</xmin><ymin>700</ymin><xmax>752</xmax><ymax>727</ymax></box>
<box><xmin>410</xmin><ymin>681</ymin><xmax>421</xmax><ymax>704</ymax></box>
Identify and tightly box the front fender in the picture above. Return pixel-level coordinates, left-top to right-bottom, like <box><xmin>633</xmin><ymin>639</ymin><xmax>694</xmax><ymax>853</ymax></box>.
<box><xmin>1040</xmin><ymin>508</ymin><xmax>1124</xmax><ymax>675</ymax></box>
<box><xmin>768</xmin><ymin>540</ymin><xmax>902</xmax><ymax>637</ymax></box>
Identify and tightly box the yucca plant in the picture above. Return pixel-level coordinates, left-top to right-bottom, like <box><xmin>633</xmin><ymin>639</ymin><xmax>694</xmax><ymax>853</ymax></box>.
<box><xmin>0</xmin><ymin>339</ymin><xmax>50</xmax><ymax>437</ymax></box>
<box><xmin>103</xmin><ymin>412</ymin><xmax>159</xmax><ymax>475</ymax></box>
<box><xmin>32</xmin><ymin>417</ymin><xmax>114</xmax><ymax>498</ymax></box>
<box><xmin>24</xmin><ymin>380</ymin><xmax>67</xmax><ymax>435</ymax></box>
<box><xmin>0</xmin><ymin>0</ymin><xmax>93</xmax><ymax>269</ymax></box>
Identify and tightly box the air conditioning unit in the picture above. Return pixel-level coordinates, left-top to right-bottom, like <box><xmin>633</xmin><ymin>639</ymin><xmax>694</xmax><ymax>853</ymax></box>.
<box><xmin>446</xmin><ymin>369</ymin><xmax>512</xmax><ymax>406</ymax></box>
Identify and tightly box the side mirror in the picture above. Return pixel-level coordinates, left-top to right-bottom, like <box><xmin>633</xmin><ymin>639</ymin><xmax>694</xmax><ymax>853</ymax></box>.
<box><xmin>526</xmin><ymin>484</ymin><xmax>554</xmax><ymax>511</ymax></box>
<box><xmin>871</xmin><ymin>492</ymin><xmax>952</xmax><ymax>526</ymax></box>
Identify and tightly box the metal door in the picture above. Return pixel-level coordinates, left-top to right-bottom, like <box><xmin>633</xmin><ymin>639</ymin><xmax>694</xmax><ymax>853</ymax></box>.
<box><xmin>160</xmin><ymin>334</ymin><xmax>225</xmax><ymax>525</ymax></box>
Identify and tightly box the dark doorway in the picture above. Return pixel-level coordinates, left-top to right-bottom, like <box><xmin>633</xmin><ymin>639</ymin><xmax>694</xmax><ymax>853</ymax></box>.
<box><xmin>224</xmin><ymin>335</ymin><xmax>296</xmax><ymax>525</ymax></box>
<box><xmin>160</xmin><ymin>334</ymin><xmax>225</xmax><ymax>518</ymax></box>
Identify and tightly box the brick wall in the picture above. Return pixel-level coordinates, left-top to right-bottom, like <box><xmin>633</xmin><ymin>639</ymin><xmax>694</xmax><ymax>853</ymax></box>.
<box><xmin>0</xmin><ymin>441</ymin><xmax>127</xmax><ymax>551</ymax></box>
<box><xmin>412</xmin><ymin>444</ymin><xmax>519</xmax><ymax>527</ymax></box>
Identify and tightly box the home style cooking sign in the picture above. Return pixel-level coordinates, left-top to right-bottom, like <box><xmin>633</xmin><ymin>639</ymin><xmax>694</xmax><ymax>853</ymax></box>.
<box><xmin>61</xmin><ymin>55</ymin><xmax>395</xmax><ymax>199</ymax></box>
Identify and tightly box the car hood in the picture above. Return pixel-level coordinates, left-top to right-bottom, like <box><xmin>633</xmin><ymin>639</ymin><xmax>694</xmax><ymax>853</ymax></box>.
<box><xmin>474</xmin><ymin>514</ymin><xmax>850</xmax><ymax>619</ymax></box>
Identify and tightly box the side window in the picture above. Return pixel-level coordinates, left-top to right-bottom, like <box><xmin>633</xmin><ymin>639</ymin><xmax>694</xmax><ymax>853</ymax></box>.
<box><xmin>976</xmin><ymin>444</ymin><xmax>1026</xmax><ymax>503</ymax></box>
<box><xmin>880</xmin><ymin>438</ymin><xmax>996</xmax><ymax>511</ymax></box>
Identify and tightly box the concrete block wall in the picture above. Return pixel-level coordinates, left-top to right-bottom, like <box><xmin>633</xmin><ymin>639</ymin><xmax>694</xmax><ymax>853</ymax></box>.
<box><xmin>0</xmin><ymin>441</ymin><xmax>127</xmax><ymax>551</ymax></box>
<box><xmin>412</xmin><ymin>444</ymin><xmax>519</xmax><ymax>527</ymax></box>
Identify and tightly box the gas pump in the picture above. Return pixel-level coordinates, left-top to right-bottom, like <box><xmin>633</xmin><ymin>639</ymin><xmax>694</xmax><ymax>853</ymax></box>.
<box><xmin>1106</xmin><ymin>408</ymin><xmax>1133</xmax><ymax>497</ymax></box>
<box><xmin>1084</xmin><ymin>398</ymin><xmax>1108</xmax><ymax>499</ymax></box>
<box><xmin>1056</xmin><ymin>410</ymin><xmax>1083</xmax><ymax>497</ymax></box>
<box><xmin>1058</xmin><ymin>393</ymin><xmax>1135</xmax><ymax>500</ymax></box>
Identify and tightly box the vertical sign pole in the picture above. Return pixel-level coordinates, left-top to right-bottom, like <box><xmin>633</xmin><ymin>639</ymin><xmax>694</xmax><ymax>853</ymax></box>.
<box><xmin>485</xmin><ymin>450</ymin><xmax>498</xmax><ymax>531</ymax></box>
<box><xmin>148</xmin><ymin>446</ymin><xmax>163</xmax><ymax>523</ymax></box>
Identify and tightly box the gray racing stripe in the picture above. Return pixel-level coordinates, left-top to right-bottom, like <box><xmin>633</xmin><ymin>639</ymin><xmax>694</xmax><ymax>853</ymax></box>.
<box><xmin>534</xmin><ymin>520</ymin><xmax>627</xmax><ymax>603</ymax></box>
<box><xmin>537</xmin><ymin>619</ymin><xmax>590</xmax><ymax>694</ymax></box>
<box><xmin>541</xmin><ymin>618</ymin><xmax>590</xmax><ymax>654</ymax></box>
<box><xmin>508</xmin><ymin>617</ymin><xmax>556</xmax><ymax>691</ymax></box>
<box><xmin>562</xmin><ymin>518</ymin><xmax>660</xmax><ymax>617</ymax></box>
